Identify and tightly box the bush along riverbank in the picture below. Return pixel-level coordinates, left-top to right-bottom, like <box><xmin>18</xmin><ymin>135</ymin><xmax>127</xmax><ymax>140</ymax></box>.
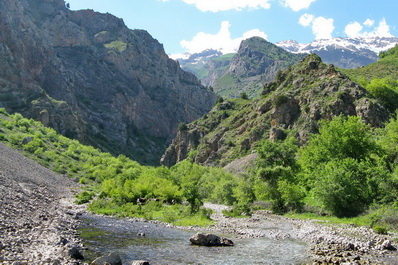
<box><xmin>1</xmin><ymin>108</ymin><xmax>398</xmax><ymax>263</ymax></box>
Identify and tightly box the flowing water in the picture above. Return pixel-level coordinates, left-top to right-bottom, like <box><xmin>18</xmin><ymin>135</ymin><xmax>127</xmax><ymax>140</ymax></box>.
<box><xmin>79</xmin><ymin>214</ymin><xmax>309</xmax><ymax>265</ymax></box>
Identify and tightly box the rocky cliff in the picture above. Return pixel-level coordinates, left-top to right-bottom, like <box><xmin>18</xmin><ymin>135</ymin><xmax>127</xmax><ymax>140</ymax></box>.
<box><xmin>161</xmin><ymin>54</ymin><xmax>390</xmax><ymax>167</ymax></box>
<box><xmin>0</xmin><ymin>0</ymin><xmax>215</xmax><ymax>164</ymax></box>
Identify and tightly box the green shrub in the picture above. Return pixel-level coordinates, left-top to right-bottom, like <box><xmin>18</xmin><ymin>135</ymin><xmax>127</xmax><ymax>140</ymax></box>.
<box><xmin>373</xmin><ymin>225</ymin><xmax>388</xmax><ymax>235</ymax></box>
<box><xmin>273</xmin><ymin>94</ymin><xmax>289</xmax><ymax>107</ymax></box>
<box><xmin>240</xmin><ymin>92</ymin><xmax>248</xmax><ymax>99</ymax></box>
<box><xmin>178</xmin><ymin>122</ymin><xmax>188</xmax><ymax>132</ymax></box>
<box><xmin>75</xmin><ymin>191</ymin><xmax>95</xmax><ymax>204</ymax></box>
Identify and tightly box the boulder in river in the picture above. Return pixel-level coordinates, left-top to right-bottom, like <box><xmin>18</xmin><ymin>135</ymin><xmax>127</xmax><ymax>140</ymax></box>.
<box><xmin>66</xmin><ymin>246</ymin><xmax>84</xmax><ymax>260</ymax></box>
<box><xmin>131</xmin><ymin>260</ymin><xmax>150</xmax><ymax>265</ymax></box>
<box><xmin>91</xmin><ymin>252</ymin><xmax>122</xmax><ymax>265</ymax></box>
<box><xmin>189</xmin><ymin>233</ymin><xmax>234</xmax><ymax>247</ymax></box>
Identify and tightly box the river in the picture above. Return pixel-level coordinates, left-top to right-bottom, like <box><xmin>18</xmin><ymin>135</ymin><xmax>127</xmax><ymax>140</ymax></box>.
<box><xmin>79</xmin><ymin>213</ymin><xmax>309</xmax><ymax>265</ymax></box>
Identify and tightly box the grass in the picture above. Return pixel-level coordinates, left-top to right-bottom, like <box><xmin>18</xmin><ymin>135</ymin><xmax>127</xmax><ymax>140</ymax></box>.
<box><xmin>285</xmin><ymin>205</ymin><xmax>398</xmax><ymax>233</ymax></box>
<box><xmin>285</xmin><ymin>212</ymin><xmax>372</xmax><ymax>226</ymax></box>
<box><xmin>104</xmin><ymin>40</ymin><xmax>127</xmax><ymax>53</ymax></box>
<box><xmin>88</xmin><ymin>199</ymin><xmax>214</xmax><ymax>227</ymax></box>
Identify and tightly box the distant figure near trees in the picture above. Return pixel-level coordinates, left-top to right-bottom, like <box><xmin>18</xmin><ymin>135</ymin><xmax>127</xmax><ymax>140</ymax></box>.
<box><xmin>66</xmin><ymin>2</ymin><xmax>70</xmax><ymax>9</ymax></box>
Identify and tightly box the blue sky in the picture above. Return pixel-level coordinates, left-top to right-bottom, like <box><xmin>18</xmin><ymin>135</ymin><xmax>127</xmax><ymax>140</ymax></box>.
<box><xmin>66</xmin><ymin>0</ymin><xmax>398</xmax><ymax>56</ymax></box>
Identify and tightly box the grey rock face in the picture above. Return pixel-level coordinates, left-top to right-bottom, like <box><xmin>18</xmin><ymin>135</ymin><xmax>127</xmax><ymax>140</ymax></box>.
<box><xmin>0</xmin><ymin>0</ymin><xmax>216</xmax><ymax>164</ymax></box>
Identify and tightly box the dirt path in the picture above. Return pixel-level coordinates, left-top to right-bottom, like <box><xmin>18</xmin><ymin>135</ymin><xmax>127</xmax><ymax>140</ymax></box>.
<box><xmin>0</xmin><ymin>143</ymin><xmax>84</xmax><ymax>264</ymax></box>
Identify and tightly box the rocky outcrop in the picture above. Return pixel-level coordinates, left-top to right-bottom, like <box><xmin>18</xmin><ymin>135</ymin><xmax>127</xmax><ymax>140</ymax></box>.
<box><xmin>189</xmin><ymin>233</ymin><xmax>234</xmax><ymax>247</ymax></box>
<box><xmin>162</xmin><ymin>54</ymin><xmax>390</xmax><ymax>167</ymax></box>
<box><xmin>0</xmin><ymin>0</ymin><xmax>215</xmax><ymax>164</ymax></box>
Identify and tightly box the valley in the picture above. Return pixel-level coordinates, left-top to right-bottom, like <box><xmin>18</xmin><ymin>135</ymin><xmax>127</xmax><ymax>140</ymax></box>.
<box><xmin>1</xmin><ymin>0</ymin><xmax>398</xmax><ymax>264</ymax></box>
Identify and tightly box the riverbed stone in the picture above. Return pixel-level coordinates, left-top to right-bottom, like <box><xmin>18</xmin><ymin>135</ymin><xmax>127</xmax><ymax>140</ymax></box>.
<box><xmin>131</xmin><ymin>260</ymin><xmax>150</xmax><ymax>265</ymax></box>
<box><xmin>380</xmin><ymin>239</ymin><xmax>397</xmax><ymax>251</ymax></box>
<box><xmin>91</xmin><ymin>252</ymin><xmax>122</xmax><ymax>265</ymax></box>
<box><xmin>189</xmin><ymin>233</ymin><xmax>234</xmax><ymax>246</ymax></box>
<box><xmin>66</xmin><ymin>246</ymin><xmax>84</xmax><ymax>260</ymax></box>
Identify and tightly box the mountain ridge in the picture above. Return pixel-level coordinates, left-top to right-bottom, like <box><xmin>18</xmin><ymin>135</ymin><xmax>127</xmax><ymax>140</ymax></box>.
<box><xmin>176</xmin><ymin>36</ymin><xmax>398</xmax><ymax>82</ymax></box>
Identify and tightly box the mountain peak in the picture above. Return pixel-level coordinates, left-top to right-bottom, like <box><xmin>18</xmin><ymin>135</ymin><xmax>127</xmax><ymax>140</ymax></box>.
<box><xmin>277</xmin><ymin>36</ymin><xmax>398</xmax><ymax>69</ymax></box>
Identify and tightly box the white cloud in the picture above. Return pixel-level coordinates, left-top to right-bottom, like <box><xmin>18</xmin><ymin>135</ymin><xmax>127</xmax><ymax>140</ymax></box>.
<box><xmin>299</xmin><ymin>14</ymin><xmax>334</xmax><ymax>39</ymax></box>
<box><xmin>181</xmin><ymin>0</ymin><xmax>271</xmax><ymax>12</ymax></box>
<box><xmin>345</xmin><ymin>18</ymin><xmax>393</xmax><ymax>38</ymax></box>
<box><xmin>344</xmin><ymin>22</ymin><xmax>363</xmax><ymax>38</ymax></box>
<box><xmin>179</xmin><ymin>21</ymin><xmax>268</xmax><ymax>54</ymax></box>
<box><xmin>375</xmin><ymin>18</ymin><xmax>393</xmax><ymax>37</ymax></box>
<box><xmin>298</xmin><ymin>13</ymin><xmax>314</xmax><ymax>27</ymax></box>
<box><xmin>363</xmin><ymin>19</ymin><xmax>374</xmax><ymax>27</ymax></box>
<box><xmin>281</xmin><ymin>0</ymin><xmax>317</xmax><ymax>11</ymax></box>
<box><xmin>312</xmin><ymin>17</ymin><xmax>334</xmax><ymax>39</ymax></box>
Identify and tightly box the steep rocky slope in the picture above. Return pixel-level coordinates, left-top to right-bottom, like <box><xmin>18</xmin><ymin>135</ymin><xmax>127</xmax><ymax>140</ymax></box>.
<box><xmin>0</xmin><ymin>143</ymin><xmax>83</xmax><ymax>264</ymax></box>
<box><xmin>161</xmin><ymin>54</ymin><xmax>390</xmax><ymax>167</ymax></box>
<box><xmin>0</xmin><ymin>0</ymin><xmax>215</xmax><ymax>164</ymax></box>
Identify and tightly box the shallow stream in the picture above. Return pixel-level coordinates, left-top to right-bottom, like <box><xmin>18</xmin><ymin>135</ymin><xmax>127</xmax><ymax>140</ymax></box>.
<box><xmin>79</xmin><ymin>214</ymin><xmax>309</xmax><ymax>265</ymax></box>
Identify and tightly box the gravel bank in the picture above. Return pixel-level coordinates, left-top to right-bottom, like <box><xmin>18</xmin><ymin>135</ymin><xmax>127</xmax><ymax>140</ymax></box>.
<box><xmin>0</xmin><ymin>143</ymin><xmax>84</xmax><ymax>264</ymax></box>
<box><xmin>196</xmin><ymin>203</ymin><xmax>398</xmax><ymax>264</ymax></box>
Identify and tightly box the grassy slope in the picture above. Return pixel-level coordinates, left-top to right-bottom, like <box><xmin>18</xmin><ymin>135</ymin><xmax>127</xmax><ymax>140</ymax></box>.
<box><xmin>340</xmin><ymin>44</ymin><xmax>398</xmax><ymax>82</ymax></box>
<box><xmin>0</xmin><ymin>109</ymin><xmax>221</xmax><ymax>226</ymax></box>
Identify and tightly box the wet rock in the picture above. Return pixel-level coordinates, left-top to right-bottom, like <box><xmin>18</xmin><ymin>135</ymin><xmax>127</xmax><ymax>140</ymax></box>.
<box><xmin>91</xmin><ymin>252</ymin><xmax>122</xmax><ymax>265</ymax></box>
<box><xmin>66</xmin><ymin>246</ymin><xmax>84</xmax><ymax>260</ymax></box>
<box><xmin>380</xmin><ymin>240</ymin><xmax>397</xmax><ymax>251</ymax></box>
<box><xmin>189</xmin><ymin>233</ymin><xmax>234</xmax><ymax>247</ymax></box>
<box><xmin>131</xmin><ymin>261</ymin><xmax>150</xmax><ymax>265</ymax></box>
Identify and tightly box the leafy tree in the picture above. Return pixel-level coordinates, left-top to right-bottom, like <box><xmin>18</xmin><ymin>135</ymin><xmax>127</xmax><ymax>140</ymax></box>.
<box><xmin>298</xmin><ymin>116</ymin><xmax>387</xmax><ymax>217</ymax></box>
<box><xmin>254</xmin><ymin>137</ymin><xmax>301</xmax><ymax>213</ymax></box>
<box><xmin>299</xmin><ymin>116</ymin><xmax>377</xmax><ymax>181</ymax></box>
<box><xmin>366</xmin><ymin>78</ymin><xmax>398</xmax><ymax>111</ymax></box>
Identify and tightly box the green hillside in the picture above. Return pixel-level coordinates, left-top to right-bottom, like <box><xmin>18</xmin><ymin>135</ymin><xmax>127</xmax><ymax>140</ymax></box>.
<box><xmin>341</xmin><ymin>44</ymin><xmax>398</xmax><ymax>82</ymax></box>
<box><xmin>0</xmin><ymin>108</ymin><xmax>242</xmax><ymax>226</ymax></box>
<box><xmin>340</xmin><ymin>44</ymin><xmax>398</xmax><ymax>112</ymax></box>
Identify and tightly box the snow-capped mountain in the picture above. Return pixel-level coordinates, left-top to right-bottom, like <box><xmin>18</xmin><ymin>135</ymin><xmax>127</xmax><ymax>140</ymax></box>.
<box><xmin>276</xmin><ymin>37</ymin><xmax>398</xmax><ymax>68</ymax></box>
<box><xmin>171</xmin><ymin>49</ymin><xmax>224</xmax><ymax>78</ymax></box>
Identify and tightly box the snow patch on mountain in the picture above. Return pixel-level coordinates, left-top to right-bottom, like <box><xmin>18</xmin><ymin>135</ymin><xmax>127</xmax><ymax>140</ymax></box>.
<box><xmin>276</xmin><ymin>37</ymin><xmax>398</xmax><ymax>55</ymax></box>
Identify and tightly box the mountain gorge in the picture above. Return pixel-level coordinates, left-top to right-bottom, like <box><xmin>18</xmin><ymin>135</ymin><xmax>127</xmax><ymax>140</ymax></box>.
<box><xmin>161</xmin><ymin>54</ymin><xmax>390</xmax><ymax>167</ymax></box>
<box><xmin>0</xmin><ymin>0</ymin><xmax>215</xmax><ymax>164</ymax></box>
